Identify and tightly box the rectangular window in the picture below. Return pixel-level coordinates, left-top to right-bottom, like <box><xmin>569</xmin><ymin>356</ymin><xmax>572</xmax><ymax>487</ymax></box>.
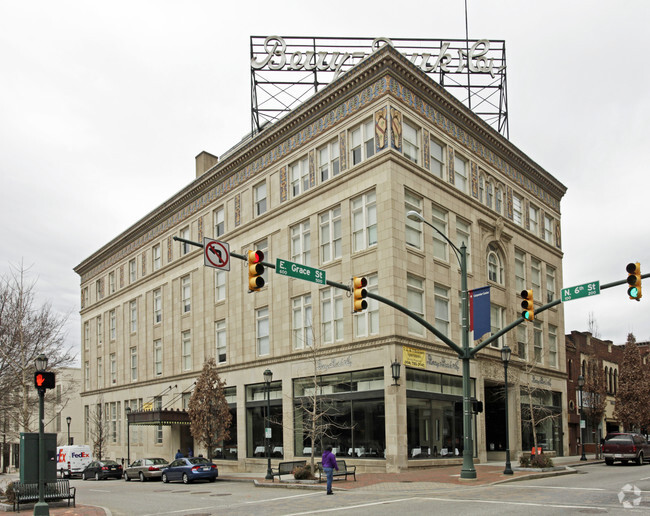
<box><xmin>529</xmin><ymin>205</ymin><xmax>539</xmax><ymax>236</ymax></box>
<box><xmin>403</xmin><ymin>120</ymin><xmax>419</xmax><ymax>164</ymax></box>
<box><xmin>216</xmin><ymin>320</ymin><xmax>227</xmax><ymax>364</ymax></box>
<box><xmin>130</xmin><ymin>299</ymin><xmax>137</xmax><ymax>333</ymax></box>
<box><xmin>182</xmin><ymin>330</ymin><xmax>192</xmax><ymax>371</ymax></box>
<box><xmin>214</xmin><ymin>206</ymin><xmax>225</xmax><ymax>237</ymax></box>
<box><xmin>544</xmin><ymin>215</ymin><xmax>554</xmax><ymax>244</ymax></box>
<box><xmin>153</xmin><ymin>244</ymin><xmax>161</xmax><ymax>271</ymax></box>
<box><xmin>290</xmin><ymin>156</ymin><xmax>310</xmax><ymax>197</ymax></box>
<box><xmin>517</xmin><ymin>324</ymin><xmax>528</xmax><ymax>360</ymax></box>
<box><xmin>495</xmin><ymin>186</ymin><xmax>503</xmax><ymax>214</ymax></box>
<box><xmin>430</xmin><ymin>137</ymin><xmax>445</xmax><ymax>178</ymax></box>
<box><xmin>215</xmin><ymin>270</ymin><xmax>226</xmax><ymax>302</ymax></box>
<box><xmin>515</xmin><ymin>249</ymin><xmax>526</xmax><ymax>294</ymax></box>
<box><xmin>257</xmin><ymin>307</ymin><xmax>270</xmax><ymax>356</ymax></box>
<box><xmin>456</xmin><ymin>218</ymin><xmax>471</xmax><ymax>271</ymax></box>
<box><xmin>531</xmin><ymin>258</ymin><xmax>542</xmax><ymax>302</ymax></box>
<box><xmin>181</xmin><ymin>275</ymin><xmax>191</xmax><ymax>313</ymax></box>
<box><xmin>83</xmin><ymin>287</ymin><xmax>89</xmax><ymax>307</ymax></box>
<box><xmin>96</xmin><ymin>316</ymin><xmax>102</xmax><ymax>345</ymax></box>
<box><xmin>490</xmin><ymin>304</ymin><xmax>505</xmax><ymax>347</ymax></box>
<box><xmin>434</xmin><ymin>286</ymin><xmax>450</xmax><ymax>337</ymax></box>
<box><xmin>318</xmin><ymin>139</ymin><xmax>340</xmax><ymax>182</ymax></box>
<box><xmin>546</xmin><ymin>265</ymin><xmax>556</xmax><ymax>303</ymax></box>
<box><xmin>454</xmin><ymin>155</ymin><xmax>468</xmax><ymax>193</ymax></box>
<box><xmin>431</xmin><ymin>205</ymin><xmax>448</xmax><ymax>261</ymax></box>
<box><xmin>405</xmin><ymin>190</ymin><xmax>423</xmax><ymax>249</ymax></box>
<box><xmin>109</xmin><ymin>271</ymin><xmax>115</xmax><ymax>294</ymax></box>
<box><xmin>109</xmin><ymin>309</ymin><xmax>116</xmax><ymax>341</ymax></box>
<box><xmin>354</xmin><ymin>274</ymin><xmax>379</xmax><ymax>337</ymax></box>
<box><xmin>407</xmin><ymin>275</ymin><xmax>425</xmax><ymax>336</ymax></box>
<box><xmin>352</xmin><ymin>190</ymin><xmax>377</xmax><ymax>252</ymax></box>
<box><xmin>350</xmin><ymin>118</ymin><xmax>375</xmax><ymax>165</ymax></box>
<box><xmin>180</xmin><ymin>226</ymin><xmax>190</xmax><ymax>255</ymax></box>
<box><xmin>84</xmin><ymin>322</ymin><xmax>89</xmax><ymax>350</ymax></box>
<box><xmin>486</xmin><ymin>181</ymin><xmax>493</xmax><ymax>209</ymax></box>
<box><xmin>320</xmin><ymin>287</ymin><xmax>343</xmax><ymax>344</ymax></box>
<box><xmin>548</xmin><ymin>324</ymin><xmax>558</xmax><ymax>368</ymax></box>
<box><xmin>84</xmin><ymin>361</ymin><xmax>89</xmax><ymax>390</ymax></box>
<box><xmin>513</xmin><ymin>194</ymin><xmax>523</xmax><ymax>226</ymax></box>
<box><xmin>292</xmin><ymin>294</ymin><xmax>312</xmax><ymax>350</ymax></box>
<box><xmin>534</xmin><ymin>322</ymin><xmax>543</xmax><ymax>363</ymax></box>
<box><xmin>153</xmin><ymin>288</ymin><xmax>162</xmax><ymax>324</ymax></box>
<box><xmin>254</xmin><ymin>181</ymin><xmax>267</xmax><ymax>216</ymax></box>
<box><xmin>291</xmin><ymin>220</ymin><xmax>311</xmax><ymax>265</ymax></box>
<box><xmin>129</xmin><ymin>259</ymin><xmax>136</xmax><ymax>284</ymax></box>
<box><xmin>130</xmin><ymin>346</ymin><xmax>137</xmax><ymax>381</ymax></box>
<box><xmin>95</xmin><ymin>280</ymin><xmax>102</xmax><ymax>301</ymax></box>
<box><xmin>110</xmin><ymin>353</ymin><xmax>116</xmax><ymax>384</ymax></box>
<box><xmin>319</xmin><ymin>206</ymin><xmax>342</xmax><ymax>264</ymax></box>
<box><xmin>154</xmin><ymin>339</ymin><xmax>162</xmax><ymax>376</ymax></box>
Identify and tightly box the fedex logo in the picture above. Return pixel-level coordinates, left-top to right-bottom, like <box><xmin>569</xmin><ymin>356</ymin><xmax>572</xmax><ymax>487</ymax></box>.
<box><xmin>71</xmin><ymin>452</ymin><xmax>89</xmax><ymax>458</ymax></box>
<box><xmin>57</xmin><ymin>451</ymin><xmax>66</xmax><ymax>463</ymax></box>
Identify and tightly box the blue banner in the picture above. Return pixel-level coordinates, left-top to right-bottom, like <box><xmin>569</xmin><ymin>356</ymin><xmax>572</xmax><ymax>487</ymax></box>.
<box><xmin>470</xmin><ymin>286</ymin><xmax>491</xmax><ymax>340</ymax></box>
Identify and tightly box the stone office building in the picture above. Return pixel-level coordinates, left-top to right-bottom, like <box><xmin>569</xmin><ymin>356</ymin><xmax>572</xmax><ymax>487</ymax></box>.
<box><xmin>74</xmin><ymin>42</ymin><xmax>567</xmax><ymax>472</ymax></box>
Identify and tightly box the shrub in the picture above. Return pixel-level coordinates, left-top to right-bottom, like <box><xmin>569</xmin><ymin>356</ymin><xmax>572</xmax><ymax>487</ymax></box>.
<box><xmin>520</xmin><ymin>453</ymin><xmax>554</xmax><ymax>468</ymax></box>
<box><xmin>519</xmin><ymin>455</ymin><xmax>531</xmax><ymax>467</ymax></box>
<box><xmin>292</xmin><ymin>465</ymin><xmax>315</xmax><ymax>480</ymax></box>
<box><xmin>4</xmin><ymin>482</ymin><xmax>15</xmax><ymax>503</ymax></box>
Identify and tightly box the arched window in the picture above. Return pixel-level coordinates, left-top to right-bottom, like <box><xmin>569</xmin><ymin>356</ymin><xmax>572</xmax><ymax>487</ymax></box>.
<box><xmin>478</xmin><ymin>175</ymin><xmax>485</xmax><ymax>203</ymax></box>
<box><xmin>495</xmin><ymin>185</ymin><xmax>503</xmax><ymax>214</ymax></box>
<box><xmin>486</xmin><ymin>180</ymin><xmax>493</xmax><ymax>209</ymax></box>
<box><xmin>487</xmin><ymin>245</ymin><xmax>503</xmax><ymax>284</ymax></box>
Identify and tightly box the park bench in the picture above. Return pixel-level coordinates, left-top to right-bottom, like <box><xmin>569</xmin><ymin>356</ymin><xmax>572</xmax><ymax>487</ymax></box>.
<box><xmin>269</xmin><ymin>460</ymin><xmax>307</xmax><ymax>481</ymax></box>
<box><xmin>13</xmin><ymin>479</ymin><xmax>76</xmax><ymax>511</ymax></box>
<box><xmin>317</xmin><ymin>459</ymin><xmax>356</xmax><ymax>481</ymax></box>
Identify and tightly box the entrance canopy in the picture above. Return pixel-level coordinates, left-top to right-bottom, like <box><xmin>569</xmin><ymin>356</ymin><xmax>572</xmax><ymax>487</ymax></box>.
<box><xmin>127</xmin><ymin>409</ymin><xmax>190</xmax><ymax>426</ymax></box>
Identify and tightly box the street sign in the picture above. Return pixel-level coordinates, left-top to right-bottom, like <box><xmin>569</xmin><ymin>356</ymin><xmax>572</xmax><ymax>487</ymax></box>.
<box><xmin>561</xmin><ymin>281</ymin><xmax>600</xmax><ymax>302</ymax></box>
<box><xmin>275</xmin><ymin>258</ymin><xmax>326</xmax><ymax>285</ymax></box>
<box><xmin>204</xmin><ymin>238</ymin><xmax>230</xmax><ymax>271</ymax></box>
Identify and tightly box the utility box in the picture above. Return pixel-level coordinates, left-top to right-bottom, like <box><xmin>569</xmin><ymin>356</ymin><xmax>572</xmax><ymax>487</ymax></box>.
<box><xmin>20</xmin><ymin>433</ymin><xmax>57</xmax><ymax>483</ymax></box>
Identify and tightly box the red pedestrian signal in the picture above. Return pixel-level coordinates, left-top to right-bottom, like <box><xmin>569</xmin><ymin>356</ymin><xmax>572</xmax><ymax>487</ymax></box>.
<box><xmin>34</xmin><ymin>371</ymin><xmax>55</xmax><ymax>390</ymax></box>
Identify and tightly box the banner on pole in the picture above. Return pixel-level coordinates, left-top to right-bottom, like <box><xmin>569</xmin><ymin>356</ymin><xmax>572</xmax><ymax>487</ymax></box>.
<box><xmin>469</xmin><ymin>286</ymin><xmax>491</xmax><ymax>340</ymax></box>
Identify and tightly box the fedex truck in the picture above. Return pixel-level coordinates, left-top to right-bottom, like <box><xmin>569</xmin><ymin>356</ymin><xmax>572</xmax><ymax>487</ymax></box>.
<box><xmin>56</xmin><ymin>445</ymin><xmax>92</xmax><ymax>478</ymax></box>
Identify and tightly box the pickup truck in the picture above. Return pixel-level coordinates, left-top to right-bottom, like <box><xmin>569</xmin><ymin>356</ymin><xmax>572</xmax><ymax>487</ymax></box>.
<box><xmin>602</xmin><ymin>433</ymin><xmax>650</xmax><ymax>465</ymax></box>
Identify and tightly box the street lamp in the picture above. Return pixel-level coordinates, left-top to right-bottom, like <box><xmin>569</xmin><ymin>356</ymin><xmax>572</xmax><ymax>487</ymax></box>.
<box><xmin>391</xmin><ymin>360</ymin><xmax>401</xmax><ymax>387</ymax></box>
<box><xmin>125</xmin><ymin>407</ymin><xmax>131</xmax><ymax>466</ymax></box>
<box><xmin>34</xmin><ymin>353</ymin><xmax>49</xmax><ymax>516</ymax></box>
<box><xmin>578</xmin><ymin>375</ymin><xmax>587</xmax><ymax>461</ymax></box>
<box><xmin>406</xmin><ymin>210</ymin><xmax>475</xmax><ymax>479</ymax></box>
<box><xmin>66</xmin><ymin>416</ymin><xmax>72</xmax><ymax>445</ymax></box>
<box><xmin>501</xmin><ymin>345</ymin><xmax>513</xmax><ymax>475</ymax></box>
<box><xmin>263</xmin><ymin>369</ymin><xmax>273</xmax><ymax>480</ymax></box>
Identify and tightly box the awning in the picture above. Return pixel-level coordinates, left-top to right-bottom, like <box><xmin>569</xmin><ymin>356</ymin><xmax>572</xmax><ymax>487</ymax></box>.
<box><xmin>127</xmin><ymin>409</ymin><xmax>190</xmax><ymax>426</ymax></box>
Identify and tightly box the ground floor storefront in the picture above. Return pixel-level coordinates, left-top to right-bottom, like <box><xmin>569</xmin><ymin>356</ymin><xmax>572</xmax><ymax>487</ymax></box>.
<box><xmin>82</xmin><ymin>343</ymin><xmax>569</xmax><ymax>473</ymax></box>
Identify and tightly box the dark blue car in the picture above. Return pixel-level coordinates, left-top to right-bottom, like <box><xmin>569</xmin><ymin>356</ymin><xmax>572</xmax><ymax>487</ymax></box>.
<box><xmin>161</xmin><ymin>457</ymin><xmax>218</xmax><ymax>484</ymax></box>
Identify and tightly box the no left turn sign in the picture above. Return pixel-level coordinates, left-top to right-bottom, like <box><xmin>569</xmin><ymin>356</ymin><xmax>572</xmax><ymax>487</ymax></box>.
<box><xmin>204</xmin><ymin>238</ymin><xmax>230</xmax><ymax>271</ymax></box>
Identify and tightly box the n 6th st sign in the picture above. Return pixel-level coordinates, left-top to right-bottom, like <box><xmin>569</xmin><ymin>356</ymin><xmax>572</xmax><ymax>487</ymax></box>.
<box><xmin>562</xmin><ymin>281</ymin><xmax>600</xmax><ymax>302</ymax></box>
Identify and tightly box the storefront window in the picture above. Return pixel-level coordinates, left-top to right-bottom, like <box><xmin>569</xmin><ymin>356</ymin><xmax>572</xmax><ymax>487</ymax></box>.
<box><xmin>293</xmin><ymin>368</ymin><xmax>385</xmax><ymax>458</ymax></box>
<box><xmin>246</xmin><ymin>381</ymin><xmax>283</xmax><ymax>458</ymax></box>
<box><xmin>520</xmin><ymin>388</ymin><xmax>563</xmax><ymax>455</ymax></box>
<box><xmin>213</xmin><ymin>387</ymin><xmax>237</xmax><ymax>460</ymax></box>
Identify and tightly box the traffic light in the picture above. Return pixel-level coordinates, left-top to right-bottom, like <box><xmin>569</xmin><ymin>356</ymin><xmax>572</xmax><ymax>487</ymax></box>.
<box><xmin>352</xmin><ymin>276</ymin><xmax>368</xmax><ymax>312</ymax></box>
<box><xmin>520</xmin><ymin>289</ymin><xmax>534</xmax><ymax>320</ymax></box>
<box><xmin>626</xmin><ymin>262</ymin><xmax>642</xmax><ymax>301</ymax></box>
<box><xmin>34</xmin><ymin>371</ymin><xmax>55</xmax><ymax>390</ymax></box>
<box><xmin>248</xmin><ymin>250</ymin><xmax>265</xmax><ymax>291</ymax></box>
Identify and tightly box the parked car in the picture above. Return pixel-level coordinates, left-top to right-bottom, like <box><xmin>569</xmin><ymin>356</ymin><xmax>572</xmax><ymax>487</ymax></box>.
<box><xmin>161</xmin><ymin>457</ymin><xmax>218</xmax><ymax>484</ymax></box>
<box><xmin>81</xmin><ymin>459</ymin><xmax>123</xmax><ymax>480</ymax></box>
<box><xmin>124</xmin><ymin>458</ymin><xmax>169</xmax><ymax>481</ymax></box>
<box><xmin>602</xmin><ymin>433</ymin><xmax>650</xmax><ymax>465</ymax></box>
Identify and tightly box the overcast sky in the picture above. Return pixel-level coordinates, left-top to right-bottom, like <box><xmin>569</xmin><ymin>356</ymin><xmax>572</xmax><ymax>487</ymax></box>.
<box><xmin>2</xmin><ymin>0</ymin><xmax>648</xmax><ymax>361</ymax></box>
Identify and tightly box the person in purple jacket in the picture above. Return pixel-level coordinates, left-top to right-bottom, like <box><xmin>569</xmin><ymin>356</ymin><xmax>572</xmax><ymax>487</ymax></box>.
<box><xmin>321</xmin><ymin>446</ymin><xmax>338</xmax><ymax>494</ymax></box>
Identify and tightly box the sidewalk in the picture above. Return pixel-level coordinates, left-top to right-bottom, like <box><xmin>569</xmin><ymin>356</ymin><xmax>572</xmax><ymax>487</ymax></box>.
<box><xmin>0</xmin><ymin>455</ymin><xmax>602</xmax><ymax>515</ymax></box>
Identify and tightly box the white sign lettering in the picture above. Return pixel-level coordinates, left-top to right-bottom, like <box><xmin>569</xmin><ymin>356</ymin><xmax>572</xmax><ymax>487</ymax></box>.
<box><xmin>251</xmin><ymin>36</ymin><xmax>504</xmax><ymax>81</ymax></box>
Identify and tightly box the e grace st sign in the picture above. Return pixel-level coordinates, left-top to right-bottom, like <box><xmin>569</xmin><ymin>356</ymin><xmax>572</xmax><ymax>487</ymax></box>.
<box><xmin>561</xmin><ymin>281</ymin><xmax>600</xmax><ymax>302</ymax></box>
<box><xmin>275</xmin><ymin>258</ymin><xmax>326</xmax><ymax>285</ymax></box>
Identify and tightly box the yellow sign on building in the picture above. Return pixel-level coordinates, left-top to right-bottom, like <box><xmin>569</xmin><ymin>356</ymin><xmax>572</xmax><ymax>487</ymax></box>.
<box><xmin>403</xmin><ymin>346</ymin><xmax>426</xmax><ymax>368</ymax></box>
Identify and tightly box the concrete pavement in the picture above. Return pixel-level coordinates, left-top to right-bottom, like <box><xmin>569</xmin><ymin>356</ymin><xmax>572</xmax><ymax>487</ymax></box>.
<box><xmin>0</xmin><ymin>455</ymin><xmax>602</xmax><ymax>514</ymax></box>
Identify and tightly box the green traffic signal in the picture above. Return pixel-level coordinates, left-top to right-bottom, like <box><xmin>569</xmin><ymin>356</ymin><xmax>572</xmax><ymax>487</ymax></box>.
<box><xmin>626</xmin><ymin>262</ymin><xmax>642</xmax><ymax>301</ymax></box>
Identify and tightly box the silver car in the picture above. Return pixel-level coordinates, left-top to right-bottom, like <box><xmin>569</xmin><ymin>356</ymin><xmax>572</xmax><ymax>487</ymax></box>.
<box><xmin>124</xmin><ymin>458</ymin><xmax>169</xmax><ymax>481</ymax></box>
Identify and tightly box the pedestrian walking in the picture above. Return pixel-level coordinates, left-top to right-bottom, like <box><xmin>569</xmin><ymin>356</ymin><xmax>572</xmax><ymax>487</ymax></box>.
<box><xmin>175</xmin><ymin>449</ymin><xmax>183</xmax><ymax>459</ymax></box>
<box><xmin>187</xmin><ymin>446</ymin><xmax>193</xmax><ymax>458</ymax></box>
<box><xmin>321</xmin><ymin>446</ymin><xmax>338</xmax><ymax>495</ymax></box>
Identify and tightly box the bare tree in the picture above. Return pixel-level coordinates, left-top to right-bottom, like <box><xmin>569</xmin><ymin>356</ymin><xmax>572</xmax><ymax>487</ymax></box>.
<box><xmin>582</xmin><ymin>357</ymin><xmax>607</xmax><ymax>458</ymax></box>
<box><xmin>0</xmin><ymin>262</ymin><xmax>75</xmax><ymax>434</ymax></box>
<box><xmin>88</xmin><ymin>397</ymin><xmax>109</xmax><ymax>461</ymax></box>
<box><xmin>187</xmin><ymin>358</ymin><xmax>232</xmax><ymax>461</ymax></box>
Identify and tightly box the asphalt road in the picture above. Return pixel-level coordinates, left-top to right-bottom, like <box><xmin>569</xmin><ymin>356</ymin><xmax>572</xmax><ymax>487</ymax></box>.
<box><xmin>71</xmin><ymin>463</ymin><xmax>650</xmax><ymax>515</ymax></box>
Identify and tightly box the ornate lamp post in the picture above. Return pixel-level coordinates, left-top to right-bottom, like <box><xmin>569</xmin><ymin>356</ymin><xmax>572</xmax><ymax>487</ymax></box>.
<box><xmin>391</xmin><ymin>360</ymin><xmax>401</xmax><ymax>387</ymax></box>
<box><xmin>578</xmin><ymin>374</ymin><xmax>587</xmax><ymax>460</ymax></box>
<box><xmin>34</xmin><ymin>353</ymin><xmax>49</xmax><ymax>516</ymax></box>
<box><xmin>501</xmin><ymin>345</ymin><xmax>513</xmax><ymax>475</ymax></box>
<box><xmin>66</xmin><ymin>416</ymin><xmax>72</xmax><ymax>445</ymax></box>
<box><xmin>125</xmin><ymin>406</ymin><xmax>131</xmax><ymax>465</ymax></box>
<box><xmin>263</xmin><ymin>369</ymin><xmax>273</xmax><ymax>480</ymax></box>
